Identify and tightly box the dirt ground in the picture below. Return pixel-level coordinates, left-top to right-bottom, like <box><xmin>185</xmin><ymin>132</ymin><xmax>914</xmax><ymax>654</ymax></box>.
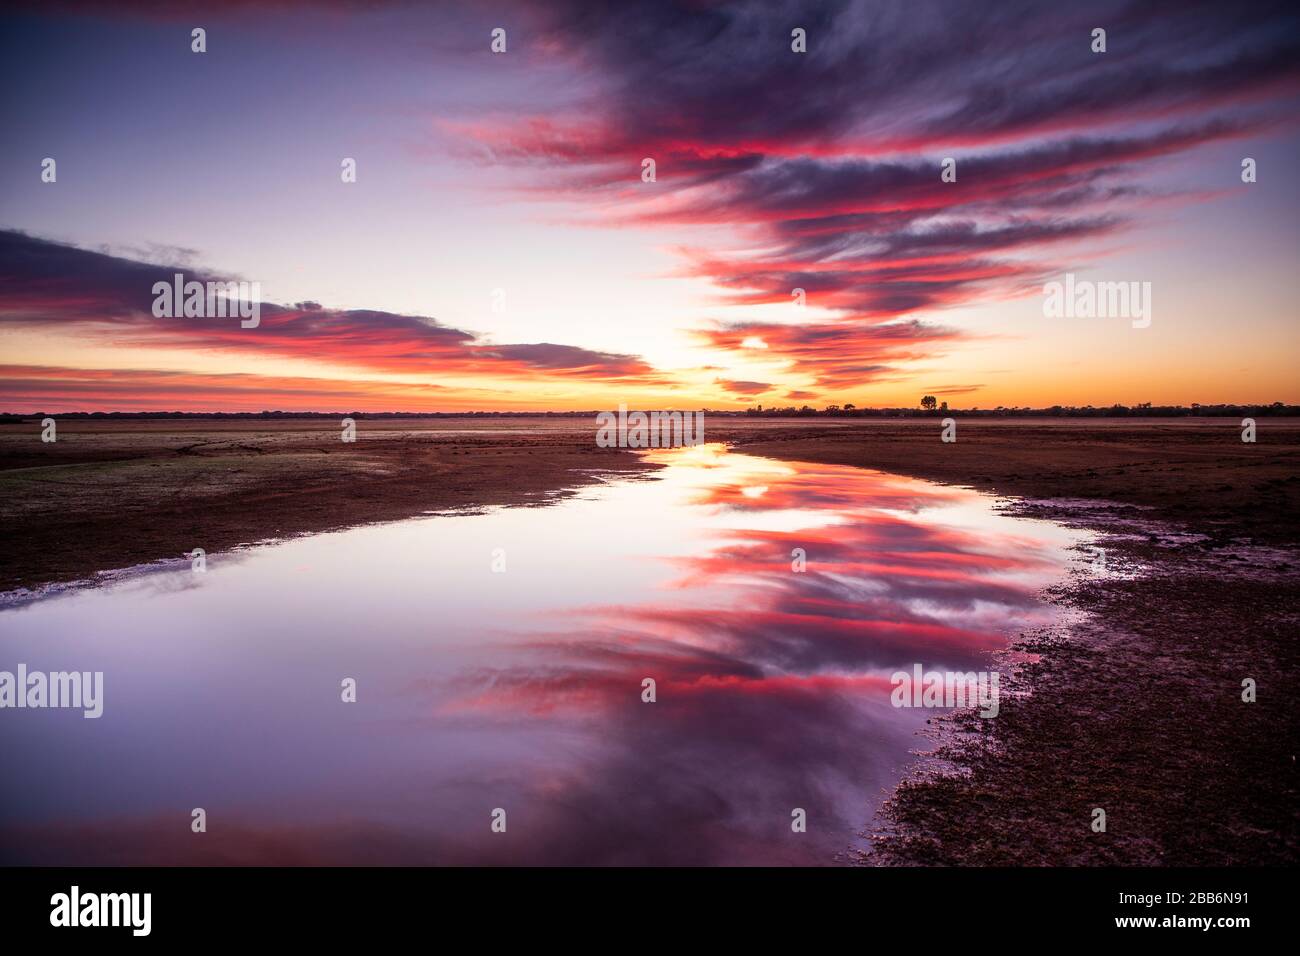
<box><xmin>2</xmin><ymin>415</ymin><xmax>1297</xmax><ymax>865</ymax></box>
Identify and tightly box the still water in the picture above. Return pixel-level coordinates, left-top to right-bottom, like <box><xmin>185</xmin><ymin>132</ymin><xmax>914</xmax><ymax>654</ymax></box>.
<box><xmin>0</xmin><ymin>446</ymin><xmax>1091</xmax><ymax>864</ymax></box>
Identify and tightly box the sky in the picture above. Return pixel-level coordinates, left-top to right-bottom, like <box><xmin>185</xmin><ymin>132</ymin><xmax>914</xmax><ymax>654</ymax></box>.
<box><xmin>1</xmin><ymin>0</ymin><xmax>1298</xmax><ymax>412</ymax></box>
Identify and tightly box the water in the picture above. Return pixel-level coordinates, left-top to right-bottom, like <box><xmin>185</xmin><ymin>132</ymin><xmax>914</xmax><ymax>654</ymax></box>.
<box><xmin>0</xmin><ymin>445</ymin><xmax>1091</xmax><ymax>864</ymax></box>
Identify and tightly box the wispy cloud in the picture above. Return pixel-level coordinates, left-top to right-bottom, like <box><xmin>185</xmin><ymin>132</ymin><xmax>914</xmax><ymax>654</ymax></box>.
<box><xmin>455</xmin><ymin>0</ymin><xmax>1300</xmax><ymax>397</ymax></box>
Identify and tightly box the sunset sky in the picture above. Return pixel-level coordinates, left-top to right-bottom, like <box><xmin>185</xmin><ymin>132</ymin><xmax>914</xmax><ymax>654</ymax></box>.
<box><xmin>1</xmin><ymin>0</ymin><xmax>1298</xmax><ymax>412</ymax></box>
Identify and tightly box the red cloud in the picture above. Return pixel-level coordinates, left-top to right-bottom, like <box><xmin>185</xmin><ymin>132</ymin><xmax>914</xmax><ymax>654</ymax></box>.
<box><xmin>442</xmin><ymin>0</ymin><xmax>1298</xmax><ymax>395</ymax></box>
<box><xmin>699</xmin><ymin>319</ymin><xmax>965</xmax><ymax>391</ymax></box>
<box><xmin>0</xmin><ymin>231</ymin><xmax>679</xmax><ymax>400</ymax></box>
<box><xmin>0</xmin><ymin>363</ymin><xmax>514</xmax><ymax>413</ymax></box>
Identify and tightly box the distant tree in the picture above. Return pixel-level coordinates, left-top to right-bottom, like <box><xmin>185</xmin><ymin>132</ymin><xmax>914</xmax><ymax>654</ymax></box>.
<box><xmin>843</xmin><ymin>403</ymin><xmax>856</xmax><ymax>411</ymax></box>
<box><xmin>921</xmin><ymin>395</ymin><xmax>938</xmax><ymax>410</ymax></box>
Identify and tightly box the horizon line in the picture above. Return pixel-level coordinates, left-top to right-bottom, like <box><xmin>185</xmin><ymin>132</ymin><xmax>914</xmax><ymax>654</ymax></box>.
<box><xmin>4</xmin><ymin>402</ymin><xmax>1297</xmax><ymax>419</ymax></box>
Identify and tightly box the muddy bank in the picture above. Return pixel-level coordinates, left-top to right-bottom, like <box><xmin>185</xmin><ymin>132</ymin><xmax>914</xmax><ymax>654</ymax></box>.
<box><xmin>0</xmin><ymin>419</ymin><xmax>659</xmax><ymax>594</ymax></box>
<box><xmin>868</xmin><ymin>512</ymin><xmax>1299</xmax><ymax>865</ymax></box>
<box><xmin>731</xmin><ymin>421</ymin><xmax>1300</xmax><ymax>865</ymax></box>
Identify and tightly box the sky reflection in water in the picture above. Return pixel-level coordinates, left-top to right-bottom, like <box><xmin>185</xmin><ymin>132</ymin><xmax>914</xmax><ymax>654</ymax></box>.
<box><xmin>0</xmin><ymin>446</ymin><xmax>1090</xmax><ymax>864</ymax></box>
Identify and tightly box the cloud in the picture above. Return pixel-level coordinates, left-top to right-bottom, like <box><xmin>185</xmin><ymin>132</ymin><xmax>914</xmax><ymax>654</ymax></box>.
<box><xmin>0</xmin><ymin>363</ymin><xmax>501</xmax><ymax>413</ymax></box>
<box><xmin>8</xmin><ymin>1</ymin><xmax>1298</xmax><ymax>406</ymax></box>
<box><xmin>699</xmin><ymin>319</ymin><xmax>964</xmax><ymax>390</ymax></box>
<box><xmin>0</xmin><ymin>230</ymin><xmax>676</xmax><ymax>393</ymax></box>
<box><xmin>713</xmin><ymin>377</ymin><xmax>772</xmax><ymax>397</ymax></box>
<box><xmin>930</xmin><ymin>384</ymin><xmax>985</xmax><ymax>397</ymax></box>
<box><xmin>453</xmin><ymin>0</ymin><xmax>1300</xmax><ymax>393</ymax></box>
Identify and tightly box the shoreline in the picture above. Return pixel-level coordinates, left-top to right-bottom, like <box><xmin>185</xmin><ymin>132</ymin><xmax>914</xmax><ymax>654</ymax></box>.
<box><xmin>3</xmin><ymin>417</ymin><xmax>1297</xmax><ymax>864</ymax></box>
<box><xmin>729</xmin><ymin>422</ymin><xmax>1300</xmax><ymax>865</ymax></box>
<box><xmin>864</xmin><ymin>502</ymin><xmax>1299</xmax><ymax>865</ymax></box>
<box><xmin>9</xmin><ymin>416</ymin><xmax>1298</xmax><ymax>595</ymax></box>
<box><xmin>0</xmin><ymin>419</ymin><xmax>662</xmax><ymax>594</ymax></box>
